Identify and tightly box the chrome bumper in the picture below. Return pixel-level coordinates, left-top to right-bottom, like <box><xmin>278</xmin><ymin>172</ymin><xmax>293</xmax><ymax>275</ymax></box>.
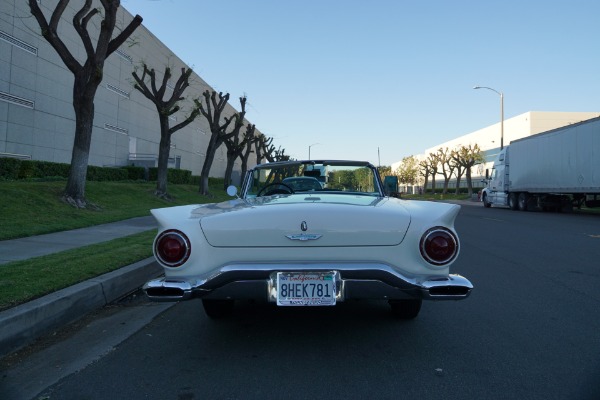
<box><xmin>143</xmin><ymin>263</ymin><xmax>473</xmax><ymax>302</ymax></box>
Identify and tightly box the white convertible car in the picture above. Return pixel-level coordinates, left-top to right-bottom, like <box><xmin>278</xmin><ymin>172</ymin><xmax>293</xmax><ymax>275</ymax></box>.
<box><xmin>143</xmin><ymin>160</ymin><xmax>472</xmax><ymax>319</ymax></box>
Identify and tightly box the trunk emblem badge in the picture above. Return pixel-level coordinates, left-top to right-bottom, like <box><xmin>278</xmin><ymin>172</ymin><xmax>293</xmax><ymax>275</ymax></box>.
<box><xmin>286</xmin><ymin>221</ymin><xmax>322</xmax><ymax>241</ymax></box>
<box><xmin>286</xmin><ymin>233</ymin><xmax>322</xmax><ymax>241</ymax></box>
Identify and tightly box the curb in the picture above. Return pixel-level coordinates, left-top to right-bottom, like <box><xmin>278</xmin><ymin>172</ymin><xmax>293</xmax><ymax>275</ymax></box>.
<box><xmin>0</xmin><ymin>257</ymin><xmax>162</xmax><ymax>358</ymax></box>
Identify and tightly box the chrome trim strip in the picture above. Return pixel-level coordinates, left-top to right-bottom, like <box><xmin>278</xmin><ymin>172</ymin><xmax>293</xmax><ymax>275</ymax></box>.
<box><xmin>144</xmin><ymin>263</ymin><xmax>473</xmax><ymax>302</ymax></box>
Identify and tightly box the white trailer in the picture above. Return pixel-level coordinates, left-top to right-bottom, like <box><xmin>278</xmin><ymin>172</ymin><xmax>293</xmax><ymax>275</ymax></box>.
<box><xmin>481</xmin><ymin>116</ymin><xmax>600</xmax><ymax>211</ymax></box>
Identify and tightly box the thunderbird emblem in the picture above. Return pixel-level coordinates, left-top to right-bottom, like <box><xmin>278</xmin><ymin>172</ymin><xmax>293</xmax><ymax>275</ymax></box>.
<box><xmin>286</xmin><ymin>233</ymin><xmax>322</xmax><ymax>241</ymax></box>
<box><xmin>287</xmin><ymin>221</ymin><xmax>321</xmax><ymax>241</ymax></box>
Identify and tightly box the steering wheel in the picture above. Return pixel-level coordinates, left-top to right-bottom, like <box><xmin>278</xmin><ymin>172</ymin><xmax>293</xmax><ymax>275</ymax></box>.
<box><xmin>257</xmin><ymin>182</ymin><xmax>295</xmax><ymax>197</ymax></box>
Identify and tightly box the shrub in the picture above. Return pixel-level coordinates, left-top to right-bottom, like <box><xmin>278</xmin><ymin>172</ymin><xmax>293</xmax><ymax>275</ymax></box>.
<box><xmin>168</xmin><ymin>169</ymin><xmax>192</xmax><ymax>184</ymax></box>
<box><xmin>0</xmin><ymin>158</ymin><xmax>22</xmax><ymax>180</ymax></box>
<box><xmin>189</xmin><ymin>175</ymin><xmax>225</xmax><ymax>187</ymax></box>
<box><xmin>36</xmin><ymin>161</ymin><xmax>70</xmax><ymax>178</ymax></box>
<box><xmin>86</xmin><ymin>165</ymin><xmax>128</xmax><ymax>181</ymax></box>
<box><xmin>17</xmin><ymin>160</ymin><xmax>36</xmax><ymax>179</ymax></box>
<box><xmin>123</xmin><ymin>166</ymin><xmax>146</xmax><ymax>181</ymax></box>
<box><xmin>0</xmin><ymin>158</ymin><xmax>216</xmax><ymax>185</ymax></box>
<box><xmin>149</xmin><ymin>167</ymin><xmax>193</xmax><ymax>184</ymax></box>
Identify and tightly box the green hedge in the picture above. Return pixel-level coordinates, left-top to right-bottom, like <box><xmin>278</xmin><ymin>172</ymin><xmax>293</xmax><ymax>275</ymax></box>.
<box><xmin>0</xmin><ymin>159</ymin><xmax>71</xmax><ymax>180</ymax></box>
<box><xmin>0</xmin><ymin>158</ymin><xmax>22</xmax><ymax>180</ymax></box>
<box><xmin>122</xmin><ymin>166</ymin><xmax>146</xmax><ymax>181</ymax></box>
<box><xmin>189</xmin><ymin>175</ymin><xmax>225</xmax><ymax>187</ymax></box>
<box><xmin>148</xmin><ymin>167</ymin><xmax>192</xmax><ymax>184</ymax></box>
<box><xmin>0</xmin><ymin>158</ymin><xmax>194</xmax><ymax>184</ymax></box>
<box><xmin>86</xmin><ymin>165</ymin><xmax>128</xmax><ymax>181</ymax></box>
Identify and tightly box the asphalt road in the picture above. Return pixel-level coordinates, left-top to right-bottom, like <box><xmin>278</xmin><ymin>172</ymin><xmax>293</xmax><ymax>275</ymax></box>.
<box><xmin>3</xmin><ymin>203</ymin><xmax>600</xmax><ymax>400</ymax></box>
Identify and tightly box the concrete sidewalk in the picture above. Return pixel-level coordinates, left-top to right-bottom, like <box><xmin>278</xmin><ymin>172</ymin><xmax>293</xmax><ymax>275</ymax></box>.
<box><xmin>0</xmin><ymin>216</ymin><xmax>161</xmax><ymax>358</ymax></box>
<box><xmin>0</xmin><ymin>216</ymin><xmax>156</xmax><ymax>264</ymax></box>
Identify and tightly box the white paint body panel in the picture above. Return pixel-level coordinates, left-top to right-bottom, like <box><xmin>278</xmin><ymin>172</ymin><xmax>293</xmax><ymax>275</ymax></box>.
<box><xmin>151</xmin><ymin>196</ymin><xmax>461</xmax><ymax>282</ymax></box>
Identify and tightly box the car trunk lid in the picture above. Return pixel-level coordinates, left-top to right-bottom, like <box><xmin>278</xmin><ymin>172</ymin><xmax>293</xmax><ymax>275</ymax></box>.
<box><xmin>198</xmin><ymin>195</ymin><xmax>410</xmax><ymax>247</ymax></box>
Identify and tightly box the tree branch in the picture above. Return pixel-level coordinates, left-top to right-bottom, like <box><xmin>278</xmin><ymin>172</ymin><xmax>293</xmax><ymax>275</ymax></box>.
<box><xmin>72</xmin><ymin>1</ymin><xmax>97</xmax><ymax>59</ymax></box>
<box><xmin>29</xmin><ymin>0</ymin><xmax>81</xmax><ymax>73</ymax></box>
<box><xmin>107</xmin><ymin>15</ymin><xmax>143</xmax><ymax>56</ymax></box>
<box><xmin>169</xmin><ymin>108</ymin><xmax>200</xmax><ymax>135</ymax></box>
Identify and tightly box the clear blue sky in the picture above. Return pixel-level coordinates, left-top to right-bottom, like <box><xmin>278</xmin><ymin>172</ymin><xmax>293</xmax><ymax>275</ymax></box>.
<box><xmin>122</xmin><ymin>0</ymin><xmax>600</xmax><ymax>166</ymax></box>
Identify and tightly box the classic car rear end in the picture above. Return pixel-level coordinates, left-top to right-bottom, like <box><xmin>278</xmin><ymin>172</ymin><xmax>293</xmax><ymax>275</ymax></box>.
<box><xmin>144</xmin><ymin>160</ymin><xmax>472</xmax><ymax>319</ymax></box>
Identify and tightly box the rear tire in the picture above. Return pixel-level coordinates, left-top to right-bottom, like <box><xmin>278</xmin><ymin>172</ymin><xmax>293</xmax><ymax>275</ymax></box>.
<box><xmin>389</xmin><ymin>299</ymin><xmax>422</xmax><ymax>319</ymax></box>
<box><xmin>518</xmin><ymin>193</ymin><xmax>529</xmax><ymax>211</ymax></box>
<box><xmin>509</xmin><ymin>193</ymin><xmax>519</xmax><ymax>210</ymax></box>
<box><xmin>202</xmin><ymin>299</ymin><xmax>234</xmax><ymax>319</ymax></box>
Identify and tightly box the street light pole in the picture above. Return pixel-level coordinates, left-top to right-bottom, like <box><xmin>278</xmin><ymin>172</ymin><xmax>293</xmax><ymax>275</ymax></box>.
<box><xmin>473</xmin><ymin>86</ymin><xmax>504</xmax><ymax>150</ymax></box>
<box><xmin>308</xmin><ymin>143</ymin><xmax>320</xmax><ymax>160</ymax></box>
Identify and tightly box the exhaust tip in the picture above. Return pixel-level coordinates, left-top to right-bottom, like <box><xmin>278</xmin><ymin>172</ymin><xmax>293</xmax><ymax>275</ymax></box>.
<box><xmin>428</xmin><ymin>285</ymin><xmax>471</xmax><ymax>297</ymax></box>
<box><xmin>146</xmin><ymin>286</ymin><xmax>185</xmax><ymax>299</ymax></box>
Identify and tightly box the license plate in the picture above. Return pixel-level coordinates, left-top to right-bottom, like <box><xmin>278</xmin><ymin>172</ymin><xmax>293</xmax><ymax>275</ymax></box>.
<box><xmin>276</xmin><ymin>272</ymin><xmax>336</xmax><ymax>306</ymax></box>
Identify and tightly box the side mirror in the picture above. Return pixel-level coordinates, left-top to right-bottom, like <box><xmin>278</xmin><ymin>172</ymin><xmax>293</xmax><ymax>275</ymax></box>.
<box><xmin>226</xmin><ymin>185</ymin><xmax>238</xmax><ymax>198</ymax></box>
<box><xmin>485</xmin><ymin>169</ymin><xmax>490</xmax><ymax>180</ymax></box>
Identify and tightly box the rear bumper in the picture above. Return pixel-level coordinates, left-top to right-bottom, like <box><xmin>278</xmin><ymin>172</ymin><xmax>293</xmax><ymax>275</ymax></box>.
<box><xmin>143</xmin><ymin>263</ymin><xmax>473</xmax><ymax>302</ymax></box>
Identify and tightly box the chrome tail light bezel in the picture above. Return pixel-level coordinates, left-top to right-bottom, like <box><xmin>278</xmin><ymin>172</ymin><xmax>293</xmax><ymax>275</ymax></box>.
<box><xmin>419</xmin><ymin>226</ymin><xmax>459</xmax><ymax>266</ymax></box>
<box><xmin>154</xmin><ymin>229</ymin><xmax>191</xmax><ymax>268</ymax></box>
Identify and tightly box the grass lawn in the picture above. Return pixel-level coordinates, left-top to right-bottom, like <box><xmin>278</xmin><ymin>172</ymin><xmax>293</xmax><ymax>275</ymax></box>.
<box><xmin>0</xmin><ymin>180</ymin><xmax>231</xmax><ymax>240</ymax></box>
<box><xmin>0</xmin><ymin>180</ymin><xmax>232</xmax><ymax>309</ymax></box>
<box><xmin>0</xmin><ymin>230</ymin><xmax>155</xmax><ymax>311</ymax></box>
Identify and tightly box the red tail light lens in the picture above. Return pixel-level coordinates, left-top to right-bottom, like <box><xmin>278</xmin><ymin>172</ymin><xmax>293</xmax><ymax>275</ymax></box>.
<box><xmin>420</xmin><ymin>227</ymin><xmax>459</xmax><ymax>266</ymax></box>
<box><xmin>154</xmin><ymin>230</ymin><xmax>191</xmax><ymax>267</ymax></box>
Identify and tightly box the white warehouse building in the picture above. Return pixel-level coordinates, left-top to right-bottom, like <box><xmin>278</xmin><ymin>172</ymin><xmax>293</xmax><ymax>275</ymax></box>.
<box><xmin>0</xmin><ymin>0</ymin><xmax>257</xmax><ymax>182</ymax></box>
<box><xmin>392</xmin><ymin>111</ymin><xmax>600</xmax><ymax>192</ymax></box>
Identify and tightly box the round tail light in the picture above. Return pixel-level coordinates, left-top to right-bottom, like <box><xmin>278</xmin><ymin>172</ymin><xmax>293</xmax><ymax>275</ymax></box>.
<box><xmin>154</xmin><ymin>230</ymin><xmax>191</xmax><ymax>267</ymax></box>
<box><xmin>420</xmin><ymin>227</ymin><xmax>459</xmax><ymax>266</ymax></box>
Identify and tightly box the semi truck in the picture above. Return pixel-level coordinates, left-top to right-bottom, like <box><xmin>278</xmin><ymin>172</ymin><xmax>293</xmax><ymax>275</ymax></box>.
<box><xmin>481</xmin><ymin>116</ymin><xmax>600</xmax><ymax>211</ymax></box>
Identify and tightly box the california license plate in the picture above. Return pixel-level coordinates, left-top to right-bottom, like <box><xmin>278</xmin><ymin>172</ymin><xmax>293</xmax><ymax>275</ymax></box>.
<box><xmin>276</xmin><ymin>272</ymin><xmax>336</xmax><ymax>306</ymax></box>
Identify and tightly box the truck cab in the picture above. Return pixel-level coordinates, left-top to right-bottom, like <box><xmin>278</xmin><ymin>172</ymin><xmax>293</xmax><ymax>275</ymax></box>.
<box><xmin>481</xmin><ymin>148</ymin><xmax>510</xmax><ymax>208</ymax></box>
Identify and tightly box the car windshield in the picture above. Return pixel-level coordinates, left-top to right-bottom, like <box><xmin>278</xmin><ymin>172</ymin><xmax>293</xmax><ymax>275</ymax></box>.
<box><xmin>243</xmin><ymin>161</ymin><xmax>383</xmax><ymax>198</ymax></box>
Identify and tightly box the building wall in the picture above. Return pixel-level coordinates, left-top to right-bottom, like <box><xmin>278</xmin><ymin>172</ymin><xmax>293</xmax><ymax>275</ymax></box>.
<box><xmin>0</xmin><ymin>0</ymin><xmax>256</xmax><ymax>181</ymax></box>
<box><xmin>392</xmin><ymin>111</ymin><xmax>600</xmax><ymax>190</ymax></box>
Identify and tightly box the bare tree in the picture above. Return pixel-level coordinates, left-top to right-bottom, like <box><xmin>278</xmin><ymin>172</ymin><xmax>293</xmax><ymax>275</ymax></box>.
<box><xmin>255</xmin><ymin>135</ymin><xmax>273</xmax><ymax>164</ymax></box>
<box><xmin>426</xmin><ymin>152</ymin><xmax>440</xmax><ymax>194</ymax></box>
<box><xmin>194</xmin><ymin>91</ymin><xmax>238</xmax><ymax>195</ymax></box>
<box><xmin>450</xmin><ymin>149</ymin><xmax>465</xmax><ymax>195</ymax></box>
<box><xmin>239</xmin><ymin>124</ymin><xmax>258</xmax><ymax>184</ymax></box>
<box><xmin>418</xmin><ymin>160</ymin><xmax>432</xmax><ymax>194</ymax></box>
<box><xmin>453</xmin><ymin>144</ymin><xmax>484</xmax><ymax>196</ymax></box>
<box><xmin>263</xmin><ymin>141</ymin><xmax>277</xmax><ymax>163</ymax></box>
<box><xmin>222</xmin><ymin>97</ymin><xmax>248</xmax><ymax>189</ymax></box>
<box><xmin>265</xmin><ymin>145</ymin><xmax>289</xmax><ymax>162</ymax></box>
<box><xmin>436</xmin><ymin>147</ymin><xmax>456</xmax><ymax>195</ymax></box>
<box><xmin>132</xmin><ymin>65</ymin><xmax>200</xmax><ymax>198</ymax></box>
<box><xmin>29</xmin><ymin>0</ymin><xmax>142</xmax><ymax>207</ymax></box>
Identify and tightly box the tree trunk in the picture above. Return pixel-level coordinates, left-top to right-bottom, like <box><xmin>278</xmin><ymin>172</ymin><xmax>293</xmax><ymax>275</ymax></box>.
<box><xmin>466</xmin><ymin>167</ymin><xmax>474</xmax><ymax>196</ymax></box>
<box><xmin>156</xmin><ymin>117</ymin><xmax>171</xmax><ymax>197</ymax></box>
<box><xmin>455</xmin><ymin>175</ymin><xmax>462</xmax><ymax>195</ymax></box>
<box><xmin>199</xmin><ymin>142</ymin><xmax>219</xmax><ymax>195</ymax></box>
<box><xmin>64</xmin><ymin>74</ymin><xmax>97</xmax><ymax>208</ymax></box>
<box><xmin>240</xmin><ymin>153</ymin><xmax>250</xmax><ymax>184</ymax></box>
<box><xmin>223</xmin><ymin>152</ymin><xmax>235</xmax><ymax>190</ymax></box>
